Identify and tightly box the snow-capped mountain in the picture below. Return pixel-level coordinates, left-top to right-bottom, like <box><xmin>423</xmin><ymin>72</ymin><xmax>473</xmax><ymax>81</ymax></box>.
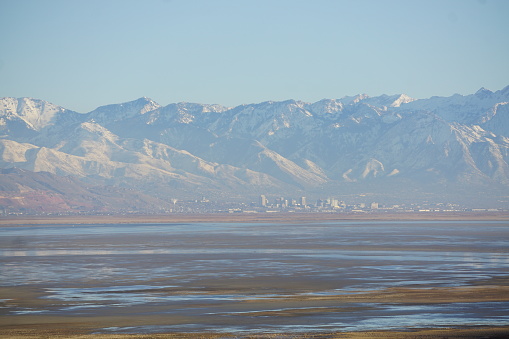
<box><xmin>1</xmin><ymin>85</ymin><xmax>508</xmax><ymax>210</ymax></box>
<box><xmin>397</xmin><ymin>85</ymin><xmax>509</xmax><ymax>124</ymax></box>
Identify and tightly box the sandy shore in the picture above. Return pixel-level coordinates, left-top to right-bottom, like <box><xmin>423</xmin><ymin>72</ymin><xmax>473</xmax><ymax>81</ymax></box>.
<box><xmin>1</xmin><ymin>211</ymin><xmax>509</xmax><ymax>226</ymax></box>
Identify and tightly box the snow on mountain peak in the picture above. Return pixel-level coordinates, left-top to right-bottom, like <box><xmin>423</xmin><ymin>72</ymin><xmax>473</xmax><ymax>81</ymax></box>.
<box><xmin>307</xmin><ymin>99</ymin><xmax>344</xmax><ymax>116</ymax></box>
<box><xmin>390</xmin><ymin>94</ymin><xmax>415</xmax><ymax>107</ymax></box>
<box><xmin>0</xmin><ymin>97</ymin><xmax>72</xmax><ymax>131</ymax></box>
<box><xmin>353</xmin><ymin>94</ymin><xmax>370</xmax><ymax>103</ymax></box>
<box><xmin>332</xmin><ymin>93</ymin><xmax>414</xmax><ymax>109</ymax></box>
<box><xmin>88</xmin><ymin>97</ymin><xmax>161</xmax><ymax>122</ymax></box>
<box><xmin>339</xmin><ymin>94</ymin><xmax>370</xmax><ymax>105</ymax></box>
<box><xmin>151</xmin><ymin>102</ymin><xmax>228</xmax><ymax>125</ymax></box>
<box><xmin>475</xmin><ymin>87</ymin><xmax>493</xmax><ymax>99</ymax></box>
<box><xmin>1</xmin><ymin>85</ymin><xmax>509</xmax><ymax>208</ymax></box>
<box><xmin>136</xmin><ymin>97</ymin><xmax>161</xmax><ymax>114</ymax></box>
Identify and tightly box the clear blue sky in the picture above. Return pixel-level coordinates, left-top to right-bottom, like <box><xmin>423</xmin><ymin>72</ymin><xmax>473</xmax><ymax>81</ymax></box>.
<box><xmin>1</xmin><ymin>0</ymin><xmax>508</xmax><ymax>112</ymax></box>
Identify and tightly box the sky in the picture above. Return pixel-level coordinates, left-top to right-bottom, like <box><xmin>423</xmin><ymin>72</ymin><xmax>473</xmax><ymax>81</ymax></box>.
<box><xmin>1</xmin><ymin>0</ymin><xmax>508</xmax><ymax>112</ymax></box>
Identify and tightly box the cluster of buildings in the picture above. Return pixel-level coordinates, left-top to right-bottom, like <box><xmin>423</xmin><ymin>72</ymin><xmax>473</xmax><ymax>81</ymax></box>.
<box><xmin>4</xmin><ymin>193</ymin><xmax>503</xmax><ymax>216</ymax></box>
<box><xmin>258</xmin><ymin>195</ymin><xmax>379</xmax><ymax>211</ymax></box>
<box><xmin>160</xmin><ymin>195</ymin><xmax>501</xmax><ymax>215</ymax></box>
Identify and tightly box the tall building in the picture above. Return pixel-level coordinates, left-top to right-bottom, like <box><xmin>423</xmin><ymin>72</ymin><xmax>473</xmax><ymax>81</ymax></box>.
<box><xmin>259</xmin><ymin>195</ymin><xmax>268</xmax><ymax>207</ymax></box>
<box><xmin>300</xmin><ymin>196</ymin><xmax>307</xmax><ymax>206</ymax></box>
<box><xmin>329</xmin><ymin>197</ymin><xmax>339</xmax><ymax>208</ymax></box>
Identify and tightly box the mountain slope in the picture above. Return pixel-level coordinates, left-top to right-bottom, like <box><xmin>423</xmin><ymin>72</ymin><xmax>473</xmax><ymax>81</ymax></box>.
<box><xmin>1</xmin><ymin>85</ymin><xmax>508</xmax><ymax>211</ymax></box>
<box><xmin>0</xmin><ymin>168</ymin><xmax>168</xmax><ymax>213</ymax></box>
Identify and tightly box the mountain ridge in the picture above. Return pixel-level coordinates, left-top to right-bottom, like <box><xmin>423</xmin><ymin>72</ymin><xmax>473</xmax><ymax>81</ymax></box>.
<box><xmin>1</xmin><ymin>85</ymin><xmax>508</xmax><ymax>212</ymax></box>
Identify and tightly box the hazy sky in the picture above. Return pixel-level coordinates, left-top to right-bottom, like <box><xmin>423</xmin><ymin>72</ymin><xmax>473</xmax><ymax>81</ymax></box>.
<box><xmin>1</xmin><ymin>0</ymin><xmax>508</xmax><ymax>112</ymax></box>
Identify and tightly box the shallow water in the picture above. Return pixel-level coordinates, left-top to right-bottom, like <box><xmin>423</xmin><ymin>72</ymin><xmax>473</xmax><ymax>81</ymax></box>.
<box><xmin>1</xmin><ymin>220</ymin><xmax>508</xmax><ymax>333</ymax></box>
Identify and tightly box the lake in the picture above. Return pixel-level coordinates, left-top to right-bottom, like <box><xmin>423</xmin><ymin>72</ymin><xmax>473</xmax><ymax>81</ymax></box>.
<box><xmin>1</xmin><ymin>220</ymin><xmax>508</xmax><ymax>334</ymax></box>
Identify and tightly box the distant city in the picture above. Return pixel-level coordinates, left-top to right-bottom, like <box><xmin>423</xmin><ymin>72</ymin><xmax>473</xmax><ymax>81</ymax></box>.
<box><xmin>220</xmin><ymin>195</ymin><xmax>502</xmax><ymax>214</ymax></box>
<box><xmin>71</xmin><ymin>195</ymin><xmax>505</xmax><ymax>215</ymax></box>
<box><xmin>1</xmin><ymin>194</ymin><xmax>505</xmax><ymax>216</ymax></box>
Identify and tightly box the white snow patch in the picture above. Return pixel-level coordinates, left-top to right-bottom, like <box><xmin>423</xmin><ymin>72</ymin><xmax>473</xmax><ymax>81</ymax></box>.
<box><xmin>361</xmin><ymin>159</ymin><xmax>385</xmax><ymax>178</ymax></box>
<box><xmin>342</xmin><ymin>169</ymin><xmax>355</xmax><ymax>182</ymax></box>
<box><xmin>388</xmin><ymin>168</ymin><xmax>400</xmax><ymax>176</ymax></box>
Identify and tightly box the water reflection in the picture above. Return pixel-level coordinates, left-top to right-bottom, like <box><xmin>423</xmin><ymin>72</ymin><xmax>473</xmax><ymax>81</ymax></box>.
<box><xmin>1</xmin><ymin>221</ymin><xmax>508</xmax><ymax>333</ymax></box>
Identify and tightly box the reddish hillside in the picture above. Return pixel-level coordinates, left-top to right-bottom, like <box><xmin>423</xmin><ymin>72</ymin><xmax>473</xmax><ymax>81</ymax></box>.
<box><xmin>0</xmin><ymin>168</ymin><xmax>168</xmax><ymax>214</ymax></box>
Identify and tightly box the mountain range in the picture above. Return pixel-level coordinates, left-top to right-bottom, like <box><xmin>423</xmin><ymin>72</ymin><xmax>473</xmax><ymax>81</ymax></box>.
<box><xmin>1</xmin><ymin>85</ymin><xmax>508</xmax><ymax>213</ymax></box>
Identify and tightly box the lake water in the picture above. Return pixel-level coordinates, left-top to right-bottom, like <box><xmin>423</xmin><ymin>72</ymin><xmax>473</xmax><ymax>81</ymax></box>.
<box><xmin>1</xmin><ymin>220</ymin><xmax>508</xmax><ymax>334</ymax></box>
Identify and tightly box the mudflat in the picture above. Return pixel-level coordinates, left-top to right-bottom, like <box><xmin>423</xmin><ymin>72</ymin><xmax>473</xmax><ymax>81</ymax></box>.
<box><xmin>1</xmin><ymin>325</ymin><xmax>509</xmax><ymax>339</ymax></box>
<box><xmin>1</xmin><ymin>219</ymin><xmax>508</xmax><ymax>338</ymax></box>
<box><xmin>1</xmin><ymin>211</ymin><xmax>509</xmax><ymax>226</ymax></box>
<box><xmin>1</xmin><ymin>280</ymin><xmax>509</xmax><ymax>338</ymax></box>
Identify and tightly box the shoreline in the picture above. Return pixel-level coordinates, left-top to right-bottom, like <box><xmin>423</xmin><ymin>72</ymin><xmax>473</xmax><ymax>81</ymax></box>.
<box><xmin>1</xmin><ymin>211</ymin><xmax>509</xmax><ymax>226</ymax></box>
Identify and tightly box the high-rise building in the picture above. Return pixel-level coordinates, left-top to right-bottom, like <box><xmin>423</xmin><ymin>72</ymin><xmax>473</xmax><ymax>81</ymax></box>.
<box><xmin>300</xmin><ymin>196</ymin><xmax>307</xmax><ymax>206</ymax></box>
<box><xmin>329</xmin><ymin>197</ymin><xmax>339</xmax><ymax>208</ymax></box>
<box><xmin>259</xmin><ymin>195</ymin><xmax>268</xmax><ymax>207</ymax></box>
